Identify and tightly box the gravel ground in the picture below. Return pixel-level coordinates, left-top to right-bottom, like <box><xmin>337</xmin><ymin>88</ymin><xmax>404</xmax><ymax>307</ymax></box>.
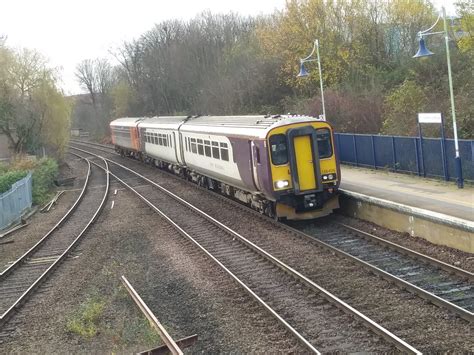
<box><xmin>0</xmin><ymin>157</ymin><xmax>86</xmax><ymax>273</ymax></box>
<box><xmin>92</xmin><ymin>154</ymin><xmax>473</xmax><ymax>352</ymax></box>
<box><xmin>108</xmin><ymin>151</ymin><xmax>474</xmax><ymax>271</ymax></box>
<box><xmin>1</xmin><ymin>179</ymin><xmax>304</xmax><ymax>353</ymax></box>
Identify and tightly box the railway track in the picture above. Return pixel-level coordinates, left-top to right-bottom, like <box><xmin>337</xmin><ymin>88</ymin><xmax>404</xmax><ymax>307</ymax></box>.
<box><xmin>295</xmin><ymin>222</ymin><xmax>474</xmax><ymax>321</ymax></box>
<box><xmin>70</xmin><ymin>140</ymin><xmax>474</xmax><ymax>322</ymax></box>
<box><xmin>71</xmin><ymin>146</ymin><xmax>419</xmax><ymax>353</ymax></box>
<box><xmin>0</xmin><ymin>155</ymin><xmax>109</xmax><ymax>331</ymax></box>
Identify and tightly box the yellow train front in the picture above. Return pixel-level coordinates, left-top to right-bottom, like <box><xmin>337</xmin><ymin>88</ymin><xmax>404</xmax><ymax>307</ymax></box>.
<box><xmin>263</xmin><ymin>117</ymin><xmax>340</xmax><ymax>220</ymax></box>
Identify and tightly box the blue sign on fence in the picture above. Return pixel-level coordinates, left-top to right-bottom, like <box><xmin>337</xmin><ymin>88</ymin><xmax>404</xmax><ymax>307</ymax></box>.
<box><xmin>334</xmin><ymin>133</ymin><xmax>473</xmax><ymax>183</ymax></box>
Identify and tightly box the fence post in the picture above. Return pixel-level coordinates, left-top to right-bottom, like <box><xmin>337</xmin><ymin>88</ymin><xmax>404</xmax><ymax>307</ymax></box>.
<box><xmin>0</xmin><ymin>197</ymin><xmax>3</xmax><ymax>227</ymax></box>
<box><xmin>391</xmin><ymin>136</ymin><xmax>397</xmax><ymax>171</ymax></box>
<box><xmin>414</xmin><ymin>138</ymin><xmax>421</xmax><ymax>176</ymax></box>
<box><xmin>440</xmin><ymin>116</ymin><xmax>449</xmax><ymax>181</ymax></box>
<box><xmin>352</xmin><ymin>134</ymin><xmax>359</xmax><ymax>167</ymax></box>
<box><xmin>418</xmin><ymin>124</ymin><xmax>426</xmax><ymax>177</ymax></box>
<box><xmin>371</xmin><ymin>135</ymin><xmax>377</xmax><ymax>169</ymax></box>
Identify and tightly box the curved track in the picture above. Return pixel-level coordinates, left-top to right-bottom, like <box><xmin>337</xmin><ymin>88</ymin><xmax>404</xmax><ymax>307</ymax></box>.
<box><xmin>0</xmin><ymin>155</ymin><xmax>109</xmax><ymax>329</ymax></box>
<box><xmin>72</xmin><ymin>146</ymin><xmax>420</xmax><ymax>354</ymax></box>
<box><xmin>70</xmin><ymin>140</ymin><xmax>473</xmax><ymax>322</ymax></box>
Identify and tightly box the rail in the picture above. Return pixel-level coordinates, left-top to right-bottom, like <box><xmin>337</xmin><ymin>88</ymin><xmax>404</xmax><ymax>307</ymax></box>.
<box><xmin>70</xmin><ymin>142</ymin><xmax>474</xmax><ymax>322</ymax></box>
<box><xmin>121</xmin><ymin>276</ymin><xmax>184</xmax><ymax>355</ymax></box>
<box><xmin>71</xmin><ymin>146</ymin><xmax>421</xmax><ymax>354</ymax></box>
<box><xmin>0</xmin><ymin>155</ymin><xmax>109</xmax><ymax>327</ymax></box>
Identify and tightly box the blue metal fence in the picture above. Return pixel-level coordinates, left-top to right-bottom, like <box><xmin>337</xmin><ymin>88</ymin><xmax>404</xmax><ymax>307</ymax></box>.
<box><xmin>0</xmin><ymin>173</ymin><xmax>33</xmax><ymax>230</ymax></box>
<box><xmin>334</xmin><ymin>133</ymin><xmax>474</xmax><ymax>182</ymax></box>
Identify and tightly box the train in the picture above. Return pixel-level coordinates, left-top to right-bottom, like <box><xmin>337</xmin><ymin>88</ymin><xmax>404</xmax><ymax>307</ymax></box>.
<box><xmin>110</xmin><ymin>115</ymin><xmax>340</xmax><ymax>220</ymax></box>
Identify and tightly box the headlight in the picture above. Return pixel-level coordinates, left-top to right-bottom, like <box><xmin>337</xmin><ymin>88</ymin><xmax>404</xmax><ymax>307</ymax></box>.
<box><xmin>275</xmin><ymin>180</ymin><xmax>289</xmax><ymax>189</ymax></box>
<box><xmin>322</xmin><ymin>173</ymin><xmax>336</xmax><ymax>181</ymax></box>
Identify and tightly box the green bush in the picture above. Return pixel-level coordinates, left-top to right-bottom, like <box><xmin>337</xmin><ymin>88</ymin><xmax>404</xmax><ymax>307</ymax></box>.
<box><xmin>0</xmin><ymin>170</ymin><xmax>28</xmax><ymax>194</ymax></box>
<box><xmin>32</xmin><ymin>158</ymin><xmax>58</xmax><ymax>205</ymax></box>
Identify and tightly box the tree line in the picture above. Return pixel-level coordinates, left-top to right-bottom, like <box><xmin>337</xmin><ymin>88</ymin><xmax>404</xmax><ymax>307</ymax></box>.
<box><xmin>0</xmin><ymin>36</ymin><xmax>71</xmax><ymax>156</ymax></box>
<box><xmin>74</xmin><ymin>0</ymin><xmax>473</xmax><ymax>139</ymax></box>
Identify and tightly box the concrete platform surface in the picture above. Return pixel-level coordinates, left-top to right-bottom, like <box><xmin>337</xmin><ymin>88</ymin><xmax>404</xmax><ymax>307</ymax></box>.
<box><xmin>340</xmin><ymin>166</ymin><xmax>473</xmax><ymax>222</ymax></box>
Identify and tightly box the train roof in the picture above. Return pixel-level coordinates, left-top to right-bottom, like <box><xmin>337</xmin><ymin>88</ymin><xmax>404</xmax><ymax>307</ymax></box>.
<box><xmin>137</xmin><ymin>116</ymin><xmax>189</xmax><ymax>130</ymax></box>
<box><xmin>111</xmin><ymin>115</ymin><xmax>330</xmax><ymax>138</ymax></box>
<box><xmin>180</xmin><ymin>115</ymin><xmax>329</xmax><ymax>139</ymax></box>
<box><xmin>109</xmin><ymin>117</ymin><xmax>147</xmax><ymax>127</ymax></box>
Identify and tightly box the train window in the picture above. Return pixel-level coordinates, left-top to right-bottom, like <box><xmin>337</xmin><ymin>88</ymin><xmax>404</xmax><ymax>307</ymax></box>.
<box><xmin>212</xmin><ymin>142</ymin><xmax>220</xmax><ymax>159</ymax></box>
<box><xmin>220</xmin><ymin>142</ymin><xmax>229</xmax><ymax>161</ymax></box>
<box><xmin>154</xmin><ymin>133</ymin><xmax>158</xmax><ymax>145</ymax></box>
<box><xmin>163</xmin><ymin>134</ymin><xmax>168</xmax><ymax>147</ymax></box>
<box><xmin>190</xmin><ymin>138</ymin><xmax>197</xmax><ymax>154</ymax></box>
<box><xmin>158</xmin><ymin>134</ymin><xmax>163</xmax><ymax>146</ymax></box>
<box><xmin>204</xmin><ymin>140</ymin><xmax>211</xmax><ymax>157</ymax></box>
<box><xmin>316</xmin><ymin>129</ymin><xmax>333</xmax><ymax>158</ymax></box>
<box><xmin>185</xmin><ymin>137</ymin><xmax>188</xmax><ymax>151</ymax></box>
<box><xmin>269</xmin><ymin>134</ymin><xmax>288</xmax><ymax>165</ymax></box>
<box><xmin>197</xmin><ymin>139</ymin><xmax>204</xmax><ymax>155</ymax></box>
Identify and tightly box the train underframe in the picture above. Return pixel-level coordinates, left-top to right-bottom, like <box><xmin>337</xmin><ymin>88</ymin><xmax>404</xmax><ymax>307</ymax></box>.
<box><xmin>115</xmin><ymin>146</ymin><xmax>338</xmax><ymax>220</ymax></box>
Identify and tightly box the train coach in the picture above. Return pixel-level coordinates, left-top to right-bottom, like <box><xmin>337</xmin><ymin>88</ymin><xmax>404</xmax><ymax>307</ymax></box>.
<box><xmin>110</xmin><ymin>115</ymin><xmax>340</xmax><ymax>220</ymax></box>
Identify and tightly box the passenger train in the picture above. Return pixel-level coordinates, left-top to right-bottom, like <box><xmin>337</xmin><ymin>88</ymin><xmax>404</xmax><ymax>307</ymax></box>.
<box><xmin>110</xmin><ymin>115</ymin><xmax>340</xmax><ymax>220</ymax></box>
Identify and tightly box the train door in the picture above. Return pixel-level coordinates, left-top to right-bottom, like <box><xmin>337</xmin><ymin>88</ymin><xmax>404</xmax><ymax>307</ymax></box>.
<box><xmin>287</xmin><ymin>126</ymin><xmax>322</xmax><ymax>193</ymax></box>
<box><xmin>250</xmin><ymin>140</ymin><xmax>261</xmax><ymax>190</ymax></box>
<box><xmin>174</xmin><ymin>132</ymin><xmax>184</xmax><ymax>165</ymax></box>
<box><xmin>293</xmin><ymin>135</ymin><xmax>316</xmax><ymax>191</ymax></box>
<box><xmin>131</xmin><ymin>127</ymin><xmax>140</xmax><ymax>151</ymax></box>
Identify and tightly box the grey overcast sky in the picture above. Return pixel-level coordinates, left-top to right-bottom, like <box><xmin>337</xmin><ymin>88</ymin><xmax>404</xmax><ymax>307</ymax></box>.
<box><xmin>1</xmin><ymin>0</ymin><xmax>456</xmax><ymax>95</ymax></box>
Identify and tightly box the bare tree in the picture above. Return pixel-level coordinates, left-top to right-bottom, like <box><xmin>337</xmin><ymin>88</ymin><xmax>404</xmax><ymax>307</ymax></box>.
<box><xmin>75</xmin><ymin>59</ymin><xmax>97</xmax><ymax>107</ymax></box>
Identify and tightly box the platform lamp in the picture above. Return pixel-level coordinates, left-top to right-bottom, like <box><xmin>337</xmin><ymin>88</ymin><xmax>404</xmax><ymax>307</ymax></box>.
<box><xmin>297</xmin><ymin>39</ymin><xmax>326</xmax><ymax>121</ymax></box>
<box><xmin>413</xmin><ymin>7</ymin><xmax>463</xmax><ymax>188</ymax></box>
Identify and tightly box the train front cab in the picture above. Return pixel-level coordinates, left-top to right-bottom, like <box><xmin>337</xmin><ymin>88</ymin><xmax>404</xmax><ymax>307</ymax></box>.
<box><xmin>268</xmin><ymin>121</ymin><xmax>340</xmax><ymax>220</ymax></box>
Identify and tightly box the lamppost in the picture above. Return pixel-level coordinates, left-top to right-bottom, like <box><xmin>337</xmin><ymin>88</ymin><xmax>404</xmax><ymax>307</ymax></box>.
<box><xmin>297</xmin><ymin>39</ymin><xmax>326</xmax><ymax>121</ymax></box>
<box><xmin>413</xmin><ymin>7</ymin><xmax>463</xmax><ymax>188</ymax></box>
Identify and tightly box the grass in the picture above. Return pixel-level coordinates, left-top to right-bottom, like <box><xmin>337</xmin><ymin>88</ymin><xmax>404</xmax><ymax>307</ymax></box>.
<box><xmin>66</xmin><ymin>297</ymin><xmax>106</xmax><ymax>338</ymax></box>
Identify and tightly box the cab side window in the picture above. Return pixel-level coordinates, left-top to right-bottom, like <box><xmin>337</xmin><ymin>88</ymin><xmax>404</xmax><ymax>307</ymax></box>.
<box><xmin>269</xmin><ymin>134</ymin><xmax>288</xmax><ymax>165</ymax></box>
<box><xmin>316</xmin><ymin>129</ymin><xmax>333</xmax><ymax>158</ymax></box>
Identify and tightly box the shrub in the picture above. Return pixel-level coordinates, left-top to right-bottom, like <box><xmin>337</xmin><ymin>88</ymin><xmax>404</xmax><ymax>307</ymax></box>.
<box><xmin>0</xmin><ymin>170</ymin><xmax>28</xmax><ymax>194</ymax></box>
<box><xmin>31</xmin><ymin>158</ymin><xmax>58</xmax><ymax>205</ymax></box>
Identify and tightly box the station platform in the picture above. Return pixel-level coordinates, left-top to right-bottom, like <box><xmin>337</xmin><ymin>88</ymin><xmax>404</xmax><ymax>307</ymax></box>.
<box><xmin>338</xmin><ymin>166</ymin><xmax>473</xmax><ymax>253</ymax></box>
<box><xmin>340</xmin><ymin>166</ymin><xmax>473</xmax><ymax>222</ymax></box>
